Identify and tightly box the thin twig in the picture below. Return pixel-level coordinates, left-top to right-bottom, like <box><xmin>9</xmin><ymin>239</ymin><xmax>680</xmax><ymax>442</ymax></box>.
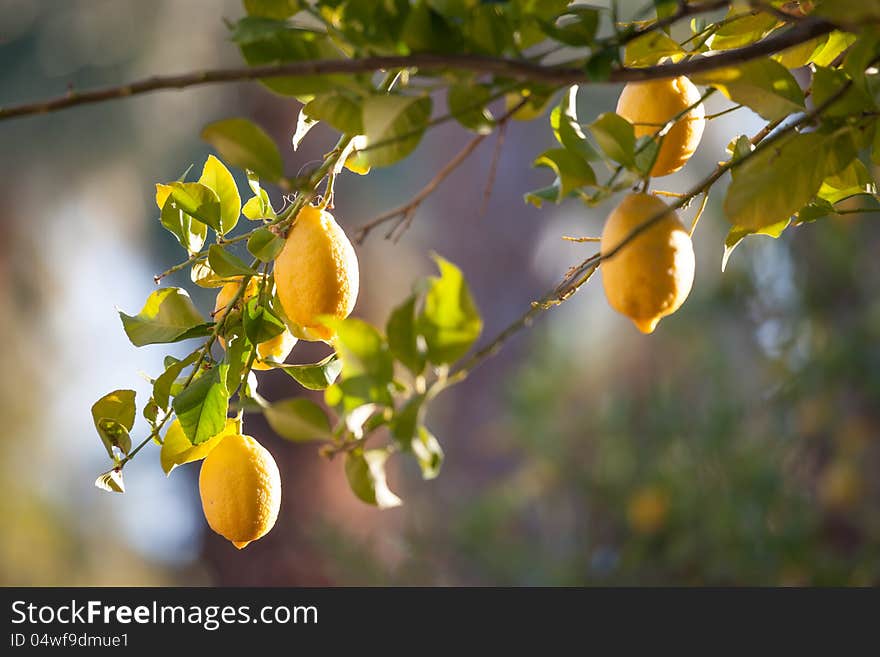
<box><xmin>480</xmin><ymin>119</ymin><xmax>508</xmax><ymax>218</ymax></box>
<box><xmin>705</xmin><ymin>104</ymin><xmax>745</xmax><ymax>120</ymax></box>
<box><xmin>689</xmin><ymin>191</ymin><xmax>711</xmax><ymax>236</ymax></box>
<box><xmin>613</xmin><ymin>0</ymin><xmax>730</xmax><ymax>48</ymax></box>
<box><xmin>0</xmin><ymin>18</ymin><xmax>835</xmax><ymax>123</ymax></box>
<box><xmin>354</xmin><ymin>98</ymin><xmax>527</xmax><ymax>244</ymax></box>
<box><xmin>154</xmin><ymin>251</ymin><xmax>205</xmax><ymax>283</ymax></box>
<box><xmin>562</xmin><ymin>236</ymin><xmax>601</xmax><ymax>242</ymax></box>
<box><xmin>353</xmin><ymin>133</ymin><xmax>487</xmax><ymax>244</ymax></box>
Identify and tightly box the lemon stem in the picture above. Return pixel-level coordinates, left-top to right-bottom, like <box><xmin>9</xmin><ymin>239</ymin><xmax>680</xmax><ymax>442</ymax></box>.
<box><xmin>689</xmin><ymin>191</ymin><xmax>711</xmax><ymax>236</ymax></box>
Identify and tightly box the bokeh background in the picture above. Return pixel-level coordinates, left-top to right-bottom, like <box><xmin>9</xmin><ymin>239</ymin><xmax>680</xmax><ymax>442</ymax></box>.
<box><xmin>2</xmin><ymin>0</ymin><xmax>879</xmax><ymax>586</ymax></box>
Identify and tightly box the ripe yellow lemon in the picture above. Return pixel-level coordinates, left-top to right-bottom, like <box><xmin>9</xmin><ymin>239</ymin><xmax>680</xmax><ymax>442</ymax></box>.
<box><xmin>199</xmin><ymin>433</ymin><xmax>281</xmax><ymax>549</ymax></box>
<box><xmin>214</xmin><ymin>278</ymin><xmax>297</xmax><ymax>370</ymax></box>
<box><xmin>616</xmin><ymin>76</ymin><xmax>705</xmax><ymax>177</ymax></box>
<box><xmin>274</xmin><ymin>205</ymin><xmax>359</xmax><ymax>341</ymax></box>
<box><xmin>600</xmin><ymin>193</ymin><xmax>695</xmax><ymax>334</ymax></box>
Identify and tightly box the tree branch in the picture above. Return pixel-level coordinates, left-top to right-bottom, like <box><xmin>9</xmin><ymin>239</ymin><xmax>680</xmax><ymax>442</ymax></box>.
<box><xmin>0</xmin><ymin>17</ymin><xmax>835</xmax><ymax>123</ymax></box>
<box><xmin>451</xmin><ymin>57</ymin><xmax>864</xmax><ymax>379</ymax></box>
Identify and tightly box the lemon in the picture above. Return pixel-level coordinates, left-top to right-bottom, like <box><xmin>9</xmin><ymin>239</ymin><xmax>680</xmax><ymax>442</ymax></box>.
<box><xmin>627</xmin><ymin>486</ymin><xmax>669</xmax><ymax>535</ymax></box>
<box><xmin>198</xmin><ymin>433</ymin><xmax>281</xmax><ymax>549</ymax></box>
<box><xmin>274</xmin><ymin>205</ymin><xmax>359</xmax><ymax>341</ymax></box>
<box><xmin>818</xmin><ymin>462</ymin><xmax>863</xmax><ymax>511</ymax></box>
<box><xmin>600</xmin><ymin>193</ymin><xmax>695</xmax><ymax>334</ymax></box>
<box><xmin>616</xmin><ymin>75</ymin><xmax>705</xmax><ymax>177</ymax></box>
<box><xmin>214</xmin><ymin>277</ymin><xmax>297</xmax><ymax>370</ymax></box>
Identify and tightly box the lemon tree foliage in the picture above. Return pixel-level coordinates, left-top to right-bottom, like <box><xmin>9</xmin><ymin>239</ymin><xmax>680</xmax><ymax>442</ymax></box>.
<box><xmin>82</xmin><ymin>0</ymin><xmax>880</xmax><ymax>549</ymax></box>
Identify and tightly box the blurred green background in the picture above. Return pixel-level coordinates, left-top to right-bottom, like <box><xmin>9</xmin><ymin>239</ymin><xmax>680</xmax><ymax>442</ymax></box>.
<box><xmin>1</xmin><ymin>0</ymin><xmax>878</xmax><ymax>586</ymax></box>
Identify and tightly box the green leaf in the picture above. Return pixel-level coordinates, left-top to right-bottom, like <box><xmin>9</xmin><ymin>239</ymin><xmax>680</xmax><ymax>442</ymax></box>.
<box><xmin>158</xmin><ymin>187</ymin><xmax>208</xmax><ymax>254</ymax></box>
<box><xmin>345</xmin><ymin>448</ymin><xmax>402</xmax><ymax>508</ymax></box>
<box><xmin>292</xmin><ymin>108</ymin><xmax>318</xmax><ymax>151</ymax></box>
<box><xmin>243</xmin><ymin>296</ymin><xmax>286</xmax><ymax>345</ymax></box>
<box><xmin>247</xmin><ymin>227</ymin><xmax>286</xmax><ymax>262</ymax></box>
<box><xmin>143</xmin><ymin>399</ymin><xmax>160</xmax><ymax>427</ymax></box>
<box><xmin>723</xmin><ymin>131</ymin><xmax>854</xmax><ymax>230</ymax></box>
<box><xmin>160</xmin><ymin>417</ymin><xmax>237</xmax><ymax>476</ymax></box>
<box><xmin>416</xmin><ymin>254</ymin><xmax>482</xmax><ymax>365</ymax></box>
<box><xmin>585</xmin><ymin>48</ymin><xmax>619</xmax><ymax>82</ymax></box>
<box><xmin>550</xmin><ymin>86</ymin><xmax>599</xmax><ymax>161</ymax></box>
<box><xmin>709</xmin><ymin>11</ymin><xmax>778</xmax><ymax>50</ymax></box>
<box><xmin>361</xmin><ymin>95</ymin><xmax>432</xmax><ymax>168</ymax></box>
<box><xmin>874</xmin><ymin>121</ymin><xmax>880</xmax><ymax>166</ymax></box>
<box><xmin>242</xmin><ymin>189</ymin><xmax>276</xmax><ymax>220</ymax></box>
<box><xmin>463</xmin><ymin>3</ymin><xmax>514</xmax><ymax>55</ymax></box>
<box><xmin>634</xmin><ymin>136</ymin><xmax>661</xmax><ymax>176</ymax></box>
<box><xmin>198</xmin><ymin>155</ymin><xmax>241</xmax><ymax>235</ymax></box>
<box><xmin>222</xmin><ymin>332</ymin><xmax>253</xmax><ymax>393</ymax></box>
<box><xmin>402</xmin><ymin>2</ymin><xmax>462</xmax><ymax>53</ymax></box>
<box><xmin>264</xmin><ymin>397</ymin><xmax>331</xmax><ymax>442</ymax></box>
<box><xmin>448</xmin><ymin>83</ymin><xmax>495</xmax><ymax>134</ymax></box>
<box><xmin>303</xmin><ymin>93</ymin><xmax>364</xmax><ymax>134</ymax></box>
<box><xmin>538</xmin><ymin>7</ymin><xmax>599</xmax><ymax>46</ymax></box>
<box><xmin>91</xmin><ymin>389</ymin><xmax>136</xmax><ymax>458</ymax></box>
<box><xmin>321</xmin><ymin>318</ymin><xmax>395</xmax><ymax>411</ymax></box>
<box><xmin>326</xmin><ymin>376</ymin><xmax>393</xmax><ymax>412</ymax></box>
<box><xmin>243</xmin><ymin>0</ymin><xmax>301</xmax><ymax>20</ymax></box>
<box><xmin>390</xmin><ymin>394</ymin><xmax>425</xmax><ymax>446</ymax></box>
<box><xmin>727</xmin><ymin>134</ymin><xmax>754</xmax><ymax>161</ymax></box>
<box><xmin>625</xmin><ymin>30</ymin><xmax>684</xmax><ymax>66</ymax></box>
<box><xmin>817</xmin><ymin>159</ymin><xmax>877</xmax><ymax>204</ymax></box>
<box><xmin>721</xmin><ymin>218</ymin><xmax>790</xmax><ymax>272</ymax></box>
<box><xmin>812</xmin><ymin>66</ymin><xmax>875</xmax><ymax>119</ymax></box>
<box><xmin>202</xmin><ymin>118</ymin><xmax>283</xmax><ymax>183</ymax></box>
<box><xmin>524</xmin><ymin>182</ymin><xmax>562</xmax><ymax>208</ymax></box>
<box><xmin>119</xmin><ymin>288</ymin><xmax>210</xmax><ymax>347</ymax></box>
<box><xmin>207</xmin><ymin>244</ymin><xmax>259</xmax><ymax>278</ymax></box>
<box><xmin>390</xmin><ymin>396</ymin><xmax>443</xmax><ymax>478</ymax></box>
<box><xmin>95</xmin><ymin>468</ymin><xmax>125</xmax><ymax>494</ymax></box>
<box><xmin>154</xmin><ymin>351</ymin><xmax>199</xmax><ymax>411</ymax></box>
<box><xmin>844</xmin><ymin>28</ymin><xmax>880</xmax><ymax>96</ymax></box>
<box><xmin>191</xmin><ymin>260</ymin><xmax>235</xmax><ymax>289</ymax></box>
<box><xmin>773</xmin><ymin>35</ymin><xmax>827</xmax><ymax>69</ymax></box>
<box><xmin>235</xmin><ymin>19</ymin><xmax>352</xmax><ymax>97</ymax></box>
<box><xmin>653</xmin><ymin>0</ymin><xmax>677</xmax><ymax>24</ymax></box>
<box><xmin>413</xmin><ymin>426</ymin><xmax>443</xmax><ymax>480</ymax></box>
<box><xmin>171</xmin><ymin>364</ymin><xmax>229</xmax><ymax>445</ymax></box>
<box><xmin>822</xmin><ymin>128</ymin><xmax>860</xmax><ymax>176</ymax></box>
<box><xmin>386</xmin><ymin>294</ymin><xmax>425</xmax><ymax>375</ymax></box>
<box><xmin>815</xmin><ymin>1</ymin><xmax>880</xmax><ymax>23</ymax></box>
<box><xmin>692</xmin><ymin>59</ymin><xmax>804</xmax><ymax>121</ymax></box>
<box><xmin>590</xmin><ymin>112</ymin><xmax>635</xmax><ymax>165</ymax></box>
<box><xmin>796</xmin><ymin>198</ymin><xmax>836</xmax><ymax>224</ymax></box>
<box><xmin>810</xmin><ymin>30</ymin><xmax>858</xmax><ymax>67</ymax></box>
<box><xmin>506</xmin><ymin>88</ymin><xmax>556</xmax><ymax>121</ymax></box>
<box><xmin>269</xmin><ymin>353</ymin><xmax>343</xmax><ymax>390</ymax></box>
<box><xmin>533</xmin><ymin>148</ymin><xmax>596</xmax><ymax>200</ymax></box>
<box><xmin>165</xmin><ymin>182</ymin><xmax>221</xmax><ymax>231</ymax></box>
<box><xmin>326</xmin><ymin>317</ymin><xmax>394</xmax><ymax>383</ymax></box>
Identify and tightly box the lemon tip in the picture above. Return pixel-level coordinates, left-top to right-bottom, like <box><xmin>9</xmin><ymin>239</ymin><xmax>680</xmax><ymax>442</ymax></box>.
<box><xmin>633</xmin><ymin>317</ymin><xmax>660</xmax><ymax>334</ymax></box>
